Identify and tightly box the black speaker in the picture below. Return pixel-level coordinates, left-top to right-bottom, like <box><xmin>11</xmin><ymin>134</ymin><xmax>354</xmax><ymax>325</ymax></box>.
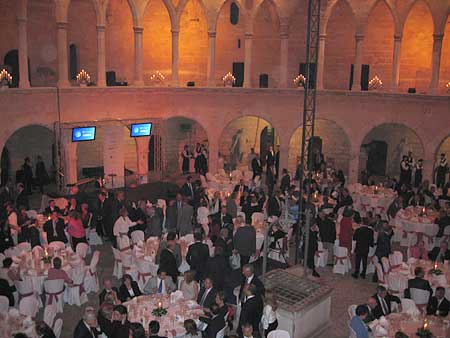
<box><xmin>187</xmin><ymin>81</ymin><xmax>195</xmax><ymax>87</ymax></box>
<box><xmin>106</xmin><ymin>71</ymin><xmax>116</xmax><ymax>86</ymax></box>
<box><xmin>408</xmin><ymin>88</ymin><xmax>416</xmax><ymax>93</ymax></box>
<box><xmin>232</xmin><ymin>62</ymin><xmax>244</xmax><ymax>87</ymax></box>
<box><xmin>299</xmin><ymin>63</ymin><xmax>316</xmax><ymax>89</ymax></box>
<box><xmin>307</xmin><ymin>136</ymin><xmax>322</xmax><ymax>171</ymax></box>
<box><xmin>259</xmin><ymin>74</ymin><xmax>268</xmax><ymax>88</ymax></box>
<box><xmin>361</xmin><ymin>64</ymin><xmax>370</xmax><ymax>91</ymax></box>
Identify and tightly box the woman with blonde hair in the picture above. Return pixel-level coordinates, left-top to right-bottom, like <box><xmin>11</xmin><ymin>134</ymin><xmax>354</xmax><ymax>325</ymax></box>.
<box><xmin>262</xmin><ymin>289</ymin><xmax>278</xmax><ymax>337</ymax></box>
<box><xmin>179</xmin><ymin>270</ymin><xmax>199</xmax><ymax>301</ymax></box>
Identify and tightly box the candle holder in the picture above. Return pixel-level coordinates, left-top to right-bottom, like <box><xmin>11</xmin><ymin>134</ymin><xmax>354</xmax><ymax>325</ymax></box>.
<box><xmin>41</xmin><ymin>248</ymin><xmax>53</xmax><ymax>264</ymax></box>
<box><xmin>76</xmin><ymin>69</ymin><xmax>91</xmax><ymax>86</ymax></box>
<box><xmin>0</xmin><ymin>69</ymin><xmax>12</xmax><ymax>89</ymax></box>
<box><xmin>416</xmin><ymin>320</ymin><xmax>433</xmax><ymax>338</ymax></box>
<box><xmin>151</xmin><ymin>304</ymin><xmax>167</xmax><ymax>317</ymax></box>
<box><xmin>369</xmin><ymin>75</ymin><xmax>383</xmax><ymax>91</ymax></box>
<box><xmin>293</xmin><ymin>74</ymin><xmax>306</xmax><ymax>88</ymax></box>
<box><xmin>222</xmin><ymin>72</ymin><xmax>235</xmax><ymax>87</ymax></box>
<box><xmin>149</xmin><ymin>71</ymin><xmax>165</xmax><ymax>86</ymax></box>
<box><xmin>446</xmin><ymin>81</ymin><xmax>450</xmax><ymax>93</ymax></box>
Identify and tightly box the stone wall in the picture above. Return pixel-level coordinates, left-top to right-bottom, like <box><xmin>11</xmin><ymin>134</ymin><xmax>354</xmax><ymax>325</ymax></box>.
<box><xmin>0</xmin><ymin>1</ymin><xmax>18</xmax><ymax>69</ymax></box>
<box><xmin>287</xmin><ymin>1</ymin><xmax>308</xmax><ymax>88</ymax></box>
<box><xmin>76</xmin><ymin>126</ymin><xmax>104</xmax><ymax>177</ymax></box>
<box><xmin>439</xmin><ymin>20</ymin><xmax>450</xmax><ymax>93</ymax></box>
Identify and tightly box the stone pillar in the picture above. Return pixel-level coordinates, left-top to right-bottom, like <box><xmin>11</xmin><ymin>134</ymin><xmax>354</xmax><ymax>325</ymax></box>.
<box><xmin>279</xmin><ymin>27</ymin><xmax>289</xmax><ymax>88</ymax></box>
<box><xmin>57</xmin><ymin>22</ymin><xmax>70</xmax><ymax>87</ymax></box>
<box><xmin>61</xmin><ymin>130</ymin><xmax>78</xmax><ymax>186</ymax></box>
<box><xmin>278</xmin><ymin>145</ymin><xmax>289</xmax><ymax>174</ymax></box>
<box><xmin>243</xmin><ymin>33</ymin><xmax>253</xmax><ymax>88</ymax></box>
<box><xmin>103</xmin><ymin>125</ymin><xmax>125</xmax><ymax>188</ymax></box>
<box><xmin>207</xmin><ymin>31</ymin><xmax>216</xmax><ymax>87</ymax></box>
<box><xmin>171</xmin><ymin>29</ymin><xmax>180</xmax><ymax>86</ymax></box>
<box><xmin>17</xmin><ymin>11</ymin><xmax>30</xmax><ymax>88</ymax></box>
<box><xmin>348</xmin><ymin>151</ymin><xmax>360</xmax><ymax>184</ymax></box>
<box><xmin>316</xmin><ymin>34</ymin><xmax>326</xmax><ymax>90</ymax></box>
<box><xmin>423</xmin><ymin>155</ymin><xmax>435</xmax><ymax>184</ymax></box>
<box><xmin>391</xmin><ymin>35</ymin><xmax>402</xmax><ymax>92</ymax></box>
<box><xmin>133</xmin><ymin>26</ymin><xmax>144</xmax><ymax>86</ymax></box>
<box><xmin>135</xmin><ymin>137</ymin><xmax>149</xmax><ymax>184</ymax></box>
<box><xmin>429</xmin><ymin>34</ymin><xmax>443</xmax><ymax>95</ymax></box>
<box><xmin>96</xmin><ymin>25</ymin><xmax>106</xmax><ymax>87</ymax></box>
<box><xmin>208</xmin><ymin>137</ymin><xmax>219</xmax><ymax>175</ymax></box>
<box><xmin>351</xmin><ymin>34</ymin><xmax>364</xmax><ymax>91</ymax></box>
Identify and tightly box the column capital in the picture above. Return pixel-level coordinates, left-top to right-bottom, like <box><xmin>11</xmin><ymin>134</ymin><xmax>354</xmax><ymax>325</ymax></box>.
<box><xmin>280</xmin><ymin>23</ymin><xmax>289</xmax><ymax>39</ymax></box>
<box><xmin>319</xmin><ymin>34</ymin><xmax>327</xmax><ymax>40</ymax></box>
<box><xmin>16</xmin><ymin>17</ymin><xmax>27</xmax><ymax>24</ymax></box>
<box><xmin>57</xmin><ymin>21</ymin><xmax>68</xmax><ymax>30</ymax></box>
<box><xmin>96</xmin><ymin>25</ymin><xmax>106</xmax><ymax>33</ymax></box>
<box><xmin>133</xmin><ymin>26</ymin><xmax>144</xmax><ymax>34</ymax></box>
<box><xmin>355</xmin><ymin>34</ymin><xmax>365</xmax><ymax>42</ymax></box>
<box><xmin>433</xmin><ymin>34</ymin><xmax>444</xmax><ymax>42</ymax></box>
<box><xmin>208</xmin><ymin>31</ymin><xmax>216</xmax><ymax>38</ymax></box>
<box><xmin>171</xmin><ymin>29</ymin><xmax>180</xmax><ymax>35</ymax></box>
<box><xmin>245</xmin><ymin>32</ymin><xmax>253</xmax><ymax>39</ymax></box>
<box><xmin>393</xmin><ymin>34</ymin><xmax>402</xmax><ymax>42</ymax></box>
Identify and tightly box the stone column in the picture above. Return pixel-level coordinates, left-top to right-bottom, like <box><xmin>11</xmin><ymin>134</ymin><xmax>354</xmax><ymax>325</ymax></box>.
<box><xmin>243</xmin><ymin>33</ymin><xmax>253</xmax><ymax>88</ymax></box>
<box><xmin>96</xmin><ymin>25</ymin><xmax>106</xmax><ymax>87</ymax></box>
<box><xmin>62</xmin><ymin>132</ymin><xmax>78</xmax><ymax>186</ymax></box>
<box><xmin>103</xmin><ymin>125</ymin><xmax>125</xmax><ymax>188</ymax></box>
<box><xmin>57</xmin><ymin>22</ymin><xmax>70</xmax><ymax>87</ymax></box>
<box><xmin>133</xmin><ymin>26</ymin><xmax>144</xmax><ymax>86</ymax></box>
<box><xmin>423</xmin><ymin>155</ymin><xmax>435</xmax><ymax>184</ymax></box>
<box><xmin>17</xmin><ymin>18</ymin><xmax>30</xmax><ymax>88</ymax></box>
<box><xmin>135</xmin><ymin>137</ymin><xmax>149</xmax><ymax>184</ymax></box>
<box><xmin>207</xmin><ymin>31</ymin><xmax>216</xmax><ymax>87</ymax></box>
<box><xmin>279</xmin><ymin>26</ymin><xmax>289</xmax><ymax>88</ymax></box>
<box><xmin>429</xmin><ymin>34</ymin><xmax>443</xmax><ymax>95</ymax></box>
<box><xmin>347</xmin><ymin>151</ymin><xmax>360</xmax><ymax>184</ymax></box>
<box><xmin>278</xmin><ymin>145</ymin><xmax>289</xmax><ymax>174</ymax></box>
<box><xmin>351</xmin><ymin>34</ymin><xmax>364</xmax><ymax>91</ymax></box>
<box><xmin>316</xmin><ymin>34</ymin><xmax>326</xmax><ymax>90</ymax></box>
<box><xmin>208</xmin><ymin>137</ymin><xmax>219</xmax><ymax>174</ymax></box>
<box><xmin>391</xmin><ymin>34</ymin><xmax>402</xmax><ymax>92</ymax></box>
<box><xmin>171</xmin><ymin>29</ymin><xmax>180</xmax><ymax>86</ymax></box>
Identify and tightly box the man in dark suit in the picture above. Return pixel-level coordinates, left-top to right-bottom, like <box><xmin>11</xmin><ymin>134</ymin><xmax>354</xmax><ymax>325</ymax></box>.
<box><xmin>239</xmin><ymin>264</ymin><xmax>265</xmax><ymax>301</ymax></box>
<box><xmin>234</xmin><ymin>179</ymin><xmax>249</xmax><ymax>194</ymax></box>
<box><xmin>317</xmin><ymin>211</ymin><xmax>336</xmax><ymax>266</ymax></box>
<box><xmin>15</xmin><ymin>183</ymin><xmax>29</xmax><ymax>210</ymax></box>
<box><xmin>279</xmin><ymin>169</ymin><xmax>290</xmax><ymax>193</ymax></box>
<box><xmin>98</xmin><ymin>279</ymin><xmax>119</xmax><ymax>305</ymax></box>
<box><xmin>186</xmin><ymin>231</ymin><xmax>210</xmax><ymax>281</ymax></box>
<box><xmin>375</xmin><ymin>225</ymin><xmax>393</xmax><ymax>263</ymax></box>
<box><xmin>74</xmin><ymin>307</ymin><xmax>107</xmax><ymax>338</ymax></box>
<box><xmin>205</xmin><ymin>246</ymin><xmax>230</xmax><ymax>291</ymax></box>
<box><xmin>213</xmin><ymin>205</ymin><xmax>233</xmax><ymax>228</ymax></box>
<box><xmin>352</xmin><ymin>223</ymin><xmax>374</xmax><ymax>279</ymax></box>
<box><xmin>238</xmin><ymin>284</ymin><xmax>263</xmax><ymax>336</ymax></box>
<box><xmin>233</xmin><ymin>218</ymin><xmax>256</xmax><ymax>266</ymax></box>
<box><xmin>44</xmin><ymin>200</ymin><xmax>61</xmax><ymax>216</ymax></box>
<box><xmin>148</xmin><ymin>320</ymin><xmax>167</xmax><ymax>338</ymax></box>
<box><xmin>180</xmin><ymin>176</ymin><xmax>195</xmax><ymax>202</ymax></box>
<box><xmin>197</xmin><ymin>277</ymin><xmax>217</xmax><ymax>309</ymax></box>
<box><xmin>95</xmin><ymin>192</ymin><xmax>110</xmax><ymax>238</ymax></box>
<box><xmin>165</xmin><ymin>200</ymin><xmax>177</xmax><ymax>233</ymax></box>
<box><xmin>404</xmin><ymin>267</ymin><xmax>433</xmax><ymax>299</ymax></box>
<box><xmin>428</xmin><ymin>241</ymin><xmax>450</xmax><ymax>263</ymax></box>
<box><xmin>200</xmin><ymin>303</ymin><xmax>226</xmax><ymax>338</ymax></box>
<box><xmin>275</xmin><ymin>146</ymin><xmax>280</xmax><ymax>180</ymax></box>
<box><xmin>251</xmin><ymin>155</ymin><xmax>263</xmax><ymax>180</ymax></box>
<box><xmin>372</xmin><ymin>286</ymin><xmax>401</xmax><ymax>318</ymax></box>
<box><xmin>267</xmin><ymin>191</ymin><xmax>282</xmax><ymax>217</ymax></box>
<box><xmin>159</xmin><ymin>242</ymin><xmax>179</xmax><ymax>284</ymax></box>
<box><xmin>427</xmin><ymin>286</ymin><xmax>450</xmax><ymax>317</ymax></box>
<box><xmin>43</xmin><ymin>210</ymin><xmax>67</xmax><ymax>244</ymax></box>
<box><xmin>175</xmin><ymin>194</ymin><xmax>194</xmax><ymax>236</ymax></box>
<box><xmin>240</xmin><ymin>322</ymin><xmax>260</xmax><ymax>338</ymax></box>
<box><xmin>266</xmin><ymin>146</ymin><xmax>275</xmax><ymax>172</ymax></box>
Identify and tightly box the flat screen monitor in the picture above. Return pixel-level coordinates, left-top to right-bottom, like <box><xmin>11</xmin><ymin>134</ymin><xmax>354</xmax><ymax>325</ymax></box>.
<box><xmin>130</xmin><ymin>123</ymin><xmax>153</xmax><ymax>137</ymax></box>
<box><xmin>72</xmin><ymin>126</ymin><xmax>96</xmax><ymax>142</ymax></box>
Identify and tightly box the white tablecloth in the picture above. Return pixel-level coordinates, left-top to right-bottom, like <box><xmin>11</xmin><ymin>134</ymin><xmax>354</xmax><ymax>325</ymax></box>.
<box><xmin>0</xmin><ymin>309</ymin><xmax>37</xmax><ymax>338</ymax></box>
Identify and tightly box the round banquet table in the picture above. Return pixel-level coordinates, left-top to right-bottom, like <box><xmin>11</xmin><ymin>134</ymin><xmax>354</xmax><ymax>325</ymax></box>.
<box><xmin>350</xmin><ymin>185</ymin><xmax>396</xmax><ymax>216</ymax></box>
<box><xmin>124</xmin><ymin>294</ymin><xmax>205</xmax><ymax>337</ymax></box>
<box><xmin>394</xmin><ymin>207</ymin><xmax>438</xmax><ymax>235</ymax></box>
<box><xmin>369</xmin><ymin>313</ymin><xmax>450</xmax><ymax>338</ymax></box>
<box><xmin>0</xmin><ymin>309</ymin><xmax>37</xmax><ymax>338</ymax></box>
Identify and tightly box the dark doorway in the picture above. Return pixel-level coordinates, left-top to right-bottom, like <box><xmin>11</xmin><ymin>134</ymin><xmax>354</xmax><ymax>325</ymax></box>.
<box><xmin>365</xmin><ymin>140</ymin><xmax>387</xmax><ymax>176</ymax></box>
<box><xmin>1</xmin><ymin>147</ymin><xmax>10</xmax><ymax>186</ymax></box>
<box><xmin>260</xmin><ymin>126</ymin><xmax>275</xmax><ymax>166</ymax></box>
<box><xmin>4</xmin><ymin>50</ymin><xmax>19</xmax><ymax>88</ymax></box>
<box><xmin>69</xmin><ymin>44</ymin><xmax>78</xmax><ymax>80</ymax></box>
<box><xmin>232</xmin><ymin>62</ymin><xmax>244</xmax><ymax>87</ymax></box>
<box><xmin>299</xmin><ymin>63</ymin><xmax>316</xmax><ymax>89</ymax></box>
<box><xmin>307</xmin><ymin>136</ymin><xmax>323</xmax><ymax>171</ymax></box>
<box><xmin>259</xmin><ymin>74</ymin><xmax>268</xmax><ymax>88</ymax></box>
<box><xmin>148</xmin><ymin>135</ymin><xmax>162</xmax><ymax>172</ymax></box>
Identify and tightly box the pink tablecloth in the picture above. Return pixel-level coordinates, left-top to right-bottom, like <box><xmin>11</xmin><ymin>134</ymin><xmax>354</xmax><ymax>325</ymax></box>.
<box><xmin>383</xmin><ymin>313</ymin><xmax>450</xmax><ymax>338</ymax></box>
<box><xmin>0</xmin><ymin>310</ymin><xmax>37</xmax><ymax>338</ymax></box>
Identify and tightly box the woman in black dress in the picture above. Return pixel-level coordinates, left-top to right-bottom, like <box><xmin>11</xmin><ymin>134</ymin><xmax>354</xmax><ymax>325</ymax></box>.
<box><xmin>182</xmin><ymin>145</ymin><xmax>191</xmax><ymax>175</ymax></box>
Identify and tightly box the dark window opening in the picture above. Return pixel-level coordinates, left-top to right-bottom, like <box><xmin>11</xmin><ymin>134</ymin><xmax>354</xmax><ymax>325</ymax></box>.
<box><xmin>230</xmin><ymin>3</ymin><xmax>239</xmax><ymax>25</ymax></box>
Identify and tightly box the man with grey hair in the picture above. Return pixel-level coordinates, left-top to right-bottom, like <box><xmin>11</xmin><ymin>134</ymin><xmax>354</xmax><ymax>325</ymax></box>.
<box><xmin>233</xmin><ymin>216</ymin><xmax>256</xmax><ymax>266</ymax></box>
<box><xmin>239</xmin><ymin>264</ymin><xmax>265</xmax><ymax>301</ymax></box>
<box><xmin>74</xmin><ymin>306</ymin><xmax>107</xmax><ymax>338</ymax></box>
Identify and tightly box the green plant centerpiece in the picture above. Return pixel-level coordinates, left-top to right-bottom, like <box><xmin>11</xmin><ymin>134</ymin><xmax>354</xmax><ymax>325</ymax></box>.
<box><xmin>41</xmin><ymin>249</ymin><xmax>52</xmax><ymax>264</ymax></box>
<box><xmin>416</xmin><ymin>319</ymin><xmax>433</xmax><ymax>338</ymax></box>
<box><xmin>152</xmin><ymin>301</ymin><xmax>167</xmax><ymax>317</ymax></box>
<box><xmin>429</xmin><ymin>262</ymin><xmax>442</xmax><ymax>276</ymax></box>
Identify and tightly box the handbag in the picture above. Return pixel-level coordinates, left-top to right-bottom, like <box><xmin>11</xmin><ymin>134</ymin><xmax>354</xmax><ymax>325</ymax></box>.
<box><xmin>229</xmin><ymin>253</ymin><xmax>241</xmax><ymax>270</ymax></box>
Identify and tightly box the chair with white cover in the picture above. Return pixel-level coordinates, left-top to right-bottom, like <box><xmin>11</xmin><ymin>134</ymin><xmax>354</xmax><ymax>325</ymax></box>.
<box><xmin>48</xmin><ymin>241</ymin><xmax>65</xmax><ymax>251</ymax></box>
<box><xmin>53</xmin><ymin>318</ymin><xmax>63</xmax><ymax>338</ymax></box>
<box><xmin>112</xmin><ymin>247</ymin><xmax>123</xmax><ymax>279</ymax></box>
<box><xmin>15</xmin><ymin>277</ymin><xmax>39</xmax><ymax>307</ymax></box>
<box><xmin>267</xmin><ymin>330</ymin><xmax>290</xmax><ymax>338</ymax></box>
<box><xmin>423</xmin><ymin>224</ymin><xmax>439</xmax><ymax>250</ymax></box>
<box><xmin>43</xmin><ymin>304</ymin><xmax>57</xmax><ymax>327</ymax></box>
<box><xmin>366</xmin><ymin>247</ymin><xmax>377</xmax><ymax>275</ymax></box>
<box><xmin>19</xmin><ymin>295</ymin><xmax>39</xmax><ymax>317</ymax></box>
<box><xmin>400</xmin><ymin>222</ymin><xmax>418</xmax><ymax>248</ymax></box>
<box><xmin>0</xmin><ymin>295</ymin><xmax>9</xmax><ymax>312</ymax></box>
<box><xmin>333</xmin><ymin>246</ymin><xmax>351</xmax><ymax>275</ymax></box>
<box><xmin>31</xmin><ymin>245</ymin><xmax>43</xmax><ymax>258</ymax></box>
<box><xmin>136</xmin><ymin>258</ymin><xmax>156</xmax><ymax>290</ymax></box>
<box><xmin>375</xmin><ymin>262</ymin><xmax>387</xmax><ymax>286</ymax></box>
<box><xmin>347</xmin><ymin>304</ymin><xmax>357</xmax><ymax>319</ymax></box>
<box><xmin>117</xmin><ymin>235</ymin><xmax>132</xmax><ymax>253</ymax></box>
<box><xmin>76</xmin><ymin>242</ymin><xmax>89</xmax><ymax>259</ymax></box>
<box><xmin>84</xmin><ymin>250</ymin><xmax>100</xmax><ymax>294</ymax></box>
<box><xmin>410</xmin><ymin>288</ymin><xmax>431</xmax><ymax>309</ymax></box>
<box><xmin>88</xmin><ymin>228</ymin><xmax>103</xmax><ymax>246</ymax></box>
<box><xmin>388</xmin><ymin>251</ymin><xmax>403</xmax><ymax>270</ymax></box>
<box><xmin>197</xmin><ymin>206</ymin><xmax>209</xmax><ymax>225</ymax></box>
<box><xmin>43</xmin><ymin>279</ymin><xmax>65</xmax><ymax>313</ymax></box>
<box><xmin>65</xmin><ymin>264</ymin><xmax>88</xmax><ymax>306</ymax></box>
<box><xmin>17</xmin><ymin>242</ymin><xmax>31</xmax><ymax>253</ymax></box>
<box><xmin>381</xmin><ymin>257</ymin><xmax>390</xmax><ymax>273</ymax></box>
<box><xmin>131</xmin><ymin>230</ymin><xmax>145</xmax><ymax>245</ymax></box>
<box><xmin>315</xmin><ymin>242</ymin><xmax>328</xmax><ymax>268</ymax></box>
<box><xmin>401</xmin><ymin>298</ymin><xmax>419</xmax><ymax>314</ymax></box>
<box><xmin>385</xmin><ymin>273</ymin><xmax>403</xmax><ymax>296</ymax></box>
<box><xmin>121</xmin><ymin>252</ymin><xmax>138</xmax><ymax>281</ymax></box>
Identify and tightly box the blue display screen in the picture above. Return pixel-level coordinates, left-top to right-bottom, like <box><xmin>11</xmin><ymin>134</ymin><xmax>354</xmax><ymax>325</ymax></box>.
<box><xmin>72</xmin><ymin>127</ymin><xmax>96</xmax><ymax>142</ymax></box>
<box><xmin>130</xmin><ymin>123</ymin><xmax>153</xmax><ymax>137</ymax></box>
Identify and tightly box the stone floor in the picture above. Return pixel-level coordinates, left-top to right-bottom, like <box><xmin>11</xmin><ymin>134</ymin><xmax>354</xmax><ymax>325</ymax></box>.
<box><xmin>30</xmin><ymin>242</ymin><xmax>378</xmax><ymax>338</ymax></box>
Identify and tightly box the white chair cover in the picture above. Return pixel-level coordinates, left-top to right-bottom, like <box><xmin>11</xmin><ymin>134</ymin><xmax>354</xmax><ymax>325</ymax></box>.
<box><xmin>333</xmin><ymin>246</ymin><xmax>351</xmax><ymax>275</ymax></box>
<box><xmin>131</xmin><ymin>230</ymin><xmax>145</xmax><ymax>245</ymax></box>
<box><xmin>76</xmin><ymin>242</ymin><xmax>89</xmax><ymax>259</ymax></box>
<box><xmin>388</xmin><ymin>251</ymin><xmax>403</xmax><ymax>269</ymax></box>
<box><xmin>410</xmin><ymin>288</ymin><xmax>430</xmax><ymax>306</ymax></box>
<box><xmin>375</xmin><ymin>262</ymin><xmax>386</xmax><ymax>285</ymax></box>
<box><xmin>0</xmin><ymin>295</ymin><xmax>9</xmax><ymax>312</ymax></box>
<box><xmin>347</xmin><ymin>304</ymin><xmax>357</xmax><ymax>319</ymax></box>
<box><xmin>112</xmin><ymin>247</ymin><xmax>123</xmax><ymax>279</ymax></box>
<box><xmin>88</xmin><ymin>228</ymin><xmax>103</xmax><ymax>246</ymax></box>
<box><xmin>314</xmin><ymin>241</ymin><xmax>328</xmax><ymax>268</ymax></box>
<box><xmin>251</xmin><ymin>212</ymin><xmax>265</xmax><ymax>227</ymax></box>
<box><xmin>84</xmin><ymin>250</ymin><xmax>100</xmax><ymax>294</ymax></box>
<box><xmin>401</xmin><ymin>298</ymin><xmax>419</xmax><ymax>314</ymax></box>
<box><xmin>31</xmin><ymin>245</ymin><xmax>43</xmax><ymax>258</ymax></box>
<box><xmin>53</xmin><ymin>318</ymin><xmax>63</xmax><ymax>338</ymax></box>
<box><xmin>385</xmin><ymin>273</ymin><xmax>403</xmax><ymax>295</ymax></box>
<box><xmin>48</xmin><ymin>241</ymin><xmax>65</xmax><ymax>251</ymax></box>
<box><xmin>43</xmin><ymin>304</ymin><xmax>57</xmax><ymax>327</ymax></box>
<box><xmin>44</xmin><ymin>279</ymin><xmax>65</xmax><ymax>313</ymax></box>
<box><xmin>136</xmin><ymin>258</ymin><xmax>157</xmax><ymax>290</ymax></box>
<box><xmin>19</xmin><ymin>296</ymin><xmax>39</xmax><ymax>317</ymax></box>
<box><xmin>366</xmin><ymin>246</ymin><xmax>377</xmax><ymax>275</ymax></box>
<box><xmin>381</xmin><ymin>257</ymin><xmax>390</xmax><ymax>273</ymax></box>
<box><xmin>64</xmin><ymin>264</ymin><xmax>88</xmax><ymax>306</ymax></box>
<box><xmin>121</xmin><ymin>252</ymin><xmax>138</xmax><ymax>281</ymax></box>
<box><xmin>15</xmin><ymin>278</ymin><xmax>39</xmax><ymax>305</ymax></box>
<box><xmin>197</xmin><ymin>206</ymin><xmax>210</xmax><ymax>225</ymax></box>
<box><xmin>267</xmin><ymin>330</ymin><xmax>290</xmax><ymax>338</ymax></box>
<box><xmin>17</xmin><ymin>242</ymin><xmax>31</xmax><ymax>253</ymax></box>
<box><xmin>423</xmin><ymin>224</ymin><xmax>439</xmax><ymax>250</ymax></box>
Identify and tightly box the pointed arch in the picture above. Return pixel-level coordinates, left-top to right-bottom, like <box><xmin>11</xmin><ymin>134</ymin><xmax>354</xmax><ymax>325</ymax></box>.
<box><xmin>214</xmin><ymin>0</ymin><xmax>246</xmax><ymax>31</ymax></box>
<box><xmin>401</xmin><ymin>0</ymin><xmax>436</xmax><ymax>34</ymax></box>
<box><xmin>126</xmin><ymin>0</ymin><xmax>140</xmax><ymax>27</ymax></box>
<box><xmin>365</xmin><ymin>0</ymin><xmax>400</xmax><ymax>34</ymax></box>
<box><xmin>321</xmin><ymin>0</ymin><xmax>357</xmax><ymax>35</ymax></box>
<box><xmin>251</xmin><ymin>0</ymin><xmax>281</xmax><ymax>32</ymax></box>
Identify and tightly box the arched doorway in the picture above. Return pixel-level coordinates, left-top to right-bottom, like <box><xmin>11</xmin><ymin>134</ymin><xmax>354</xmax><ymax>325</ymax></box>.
<box><xmin>288</xmin><ymin>119</ymin><xmax>351</xmax><ymax>175</ymax></box>
<box><xmin>359</xmin><ymin>123</ymin><xmax>425</xmax><ymax>179</ymax></box>
<box><xmin>219</xmin><ymin>116</ymin><xmax>279</xmax><ymax>171</ymax></box>
<box><xmin>3</xmin><ymin>125</ymin><xmax>55</xmax><ymax>185</ymax></box>
<box><xmin>162</xmin><ymin>117</ymin><xmax>209</xmax><ymax>176</ymax></box>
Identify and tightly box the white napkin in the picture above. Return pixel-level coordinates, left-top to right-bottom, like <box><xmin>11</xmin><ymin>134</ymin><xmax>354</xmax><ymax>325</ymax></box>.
<box><xmin>374</xmin><ymin>325</ymin><xmax>388</xmax><ymax>337</ymax></box>
<box><xmin>378</xmin><ymin>316</ymin><xmax>389</xmax><ymax>328</ymax></box>
<box><xmin>8</xmin><ymin>308</ymin><xmax>19</xmax><ymax>316</ymax></box>
<box><xmin>406</xmin><ymin>306</ymin><xmax>420</xmax><ymax>317</ymax></box>
<box><xmin>170</xmin><ymin>290</ymin><xmax>184</xmax><ymax>303</ymax></box>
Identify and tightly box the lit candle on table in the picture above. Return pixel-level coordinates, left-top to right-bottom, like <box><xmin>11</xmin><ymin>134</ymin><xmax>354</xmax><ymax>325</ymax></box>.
<box><xmin>423</xmin><ymin>318</ymin><xmax>428</xmax><ymax>330</ymax></box>
<box><xmin>44</xmin><ymin>248</ymin><xmax>48</xmax><ymax>258</ymax></box>
<box><xmin>158</xmin><ymin>301</ymin><xmax>162</xmax><ymax>309</ymax></box>
<box><xmin>434</xmin><ymin>261</ymin><xmax>438</xmax><ymax>270</ymax></box>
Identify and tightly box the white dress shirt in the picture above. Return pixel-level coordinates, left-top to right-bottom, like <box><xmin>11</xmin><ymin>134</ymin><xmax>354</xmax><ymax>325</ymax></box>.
<box><xmin>113</xmin><ymin>216</ymin><xmax>136</xmax><ymax>237</ymax></box>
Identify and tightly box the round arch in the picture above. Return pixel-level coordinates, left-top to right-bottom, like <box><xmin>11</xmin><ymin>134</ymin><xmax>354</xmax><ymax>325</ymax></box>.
<box><xmin>288</xmin><ymin>119</ymin><xmax>351</xmax><ymax>175</ymax></box>
<box><xmin>321</xmin><ymin>0</ymin><xmax>356</xmax><ymax>34</ymax></box>
<box><xmin>359</xmin><ymin>123</ymin><xmax>425</xmax><ymax>179</ymax></box>
<box><xmin>218</xmin><ymin>115</ymin><xmax>279</xmax><ymax>171</ymax></box>
<box><xmin>2</xmin><ymin>125</ymin><xmax>55</xmax><ymax>186</ymax></box>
